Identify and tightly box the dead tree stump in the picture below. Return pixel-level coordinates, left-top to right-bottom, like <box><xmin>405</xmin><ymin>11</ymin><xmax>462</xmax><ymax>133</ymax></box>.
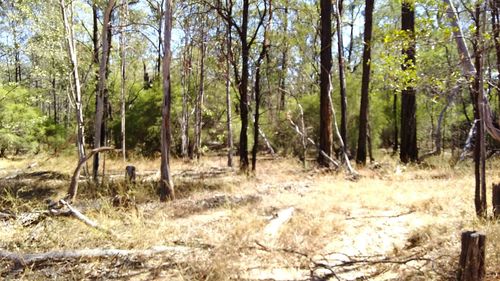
<box><xmin>458</xmin><ymin>231</ymin><xmax>486</xmax><ymax>281</ymax></box>
<box><xmin>493</xmin><ymin>183</ymin><xmax>500</xmax><ymax>218</ymax></box>
<box><xmin>125</xmin><ymin>166</ymin><xmax>136</xmax><ymax>183</ymax></box>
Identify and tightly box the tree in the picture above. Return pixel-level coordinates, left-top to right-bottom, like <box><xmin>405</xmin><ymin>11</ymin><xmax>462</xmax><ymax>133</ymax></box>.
<box><xmin>60</xmin><ymin>0</ymin><xmax>86</xmax><ymax>163</ymax></box>
<box><xmin>335</xmin><ymin>0</ymin><xmax>349</xmax><ymax>153</ymax></box>
<box><xmin>318</xmin><ymin>0</ymin><xmax>334</xmax><ymax>167</ymax></box>
<box><xmin>400</xmin><ymin>0</ymin><xmax>418</xmax><ymax>163</ymax></box>
<box><xmin>252</xmin><ymin>0</ymin><xmax>271</xmax><ymax>172</ymax></box>
<box><xmin>356</xmin><ymin>0</ymin><xmax>374</xmax><ymax>165</ymax></box>
<box><xmin>160</xmin><ymin>0</ymin><xmax>175</xmax><ymax>201</ymax></box>
<box><xmin>93</xmin><ymin>0</ymin><xmax>115</xmax><ymax>181</ymax></box>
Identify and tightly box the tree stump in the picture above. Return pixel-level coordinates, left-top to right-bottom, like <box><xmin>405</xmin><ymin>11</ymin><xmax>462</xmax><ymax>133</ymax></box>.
<box><xmin>125</xmin><ymin>166</ymin><xmax>136</xmax><ymax>183</ymax></box>
<box><xmin>458</xmin><ymin>231</ymin><xmax>486</xmax><ymax>281</ymax></box>
<box><xmin>493</xmin><ymin>183</ymin><xmax>500</xmax><ymax>218</ymax></box>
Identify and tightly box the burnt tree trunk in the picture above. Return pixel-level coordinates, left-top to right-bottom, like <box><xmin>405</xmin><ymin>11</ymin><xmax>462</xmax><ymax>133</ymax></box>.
<box><xmin>356</xmin><ymin>0</ymin><xmax>374</xmax><ymax>165</ymax></box>
<box><xmin>457</xmin><ymin>231</ymin><xmax>486</xmax><ymax>281</ymax></box>
<box><xmin>400</xmin><ymin>0</ymin><xmax>418</xmax><ymax>164</ymax></box>
<box><xmin>93</xmin><ymin>0</ymin><xmax>115</xmax><ymax>181</ymax></box>
<box><xmin>319</xmin><ymin>0</ymin><xmax>334</xmax><ymax>167</ymax></box>
<box><xmin>239</xmin><ymin>0</ymin><xmax>251</xmax><ymax>171</ymax></box>
<box><xmin>472</xmin><ymin>4</ymin><xmax>487</xmax><ymax>217</ymax></box>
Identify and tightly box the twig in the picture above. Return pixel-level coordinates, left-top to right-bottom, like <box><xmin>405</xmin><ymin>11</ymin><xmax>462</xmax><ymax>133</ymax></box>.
<box><xmin>345</xmin><ymin>210</ymin><xmax>415</xmax><ymax>220</ymax></box>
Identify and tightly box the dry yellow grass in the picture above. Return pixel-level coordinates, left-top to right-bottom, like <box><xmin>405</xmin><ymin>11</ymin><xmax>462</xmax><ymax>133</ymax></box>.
<box><xmin>0</xmin><ymin>152</ymin><xmax>499</xmax><ymax>280</ymax></box>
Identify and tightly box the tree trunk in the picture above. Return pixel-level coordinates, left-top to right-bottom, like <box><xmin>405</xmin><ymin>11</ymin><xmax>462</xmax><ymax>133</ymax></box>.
<box><xmin>335</xmin><ymin>0</ymin><xmax>348</xmax><ymax>152</ymax></box>
<box><xmin>473</xmin><ymin>4</ymin><xmax>487</xmax><ymax>217</ymax></box>
<box><xmin>160</xmin><ymin>0</ymin><xmax>175</xmax><ymax>201</ymax></box>
<box><xmin>458</xmin><ymin>231</ymin><xmax>486</xmax><ymax>281</ymax></box>
<box><xmin>93</xmin><ymin>0</ymin><xmax>115</xmax><ymax>181</ymax></box>
<box><xmin>278</xmin><ymin>0</ymin><xmax>289</xmax><ymax>111</ymax></box>
<box><xmin>491</xmin><ymin>0</ymin><xmax>500</xmax><ymax>112</ymax></box>
<box><xmin>252</xmin><ymin>1</ymin><xmax>271</xmax><ymax>172</ymax></box>
<box><xmin>400</xmin><ymin>0</ymin><xmax>418</xmax><ymax>164</ymax></box>
<box><xmin>443</xmin><ymin>0</ymin><xmax>487</xmax><ymax>218</ymax></box>
<box><xmin>194</xmin><ymin>26</ymin><xmax>206</xmax><ymax>160</ymax></box>
<box><xmin>180</xmin><ymin>23</ymin><xmax>190</xmax><ymax>158</ymax></box>
<box><xmin>60</xmin><ymin>0</ymin><xmax>86</xmax><ymax>163</ymax></box>
<box><xmin>356</xmin><ymin>0</ymin><xmax>374</xmax><ymax>165</ymax></box>
<box><xmin>119</xmin><ymin>0</ymin><xmax>128</xmax><ymax>162</ymax></box>
<box><xmin>239</xmin><ymin>0</ymin><xmax>250</xmax><ymax>171</ymax></box>
<box><xmin>52</xmin><ymin>76</ymin><xmax>57</xmax><ymax>124</ymax></box>
<box><xmin>319</xmin><ymin>0</ymin><xmax>334</xmax><ymax>167</ymax></box>
<box><xmin>493</xmin><ymin>183</ymin><xmax>500</xmax><ymax>218</ymax></box>
<box><xmin>393</xmin><ymin>92</ymin><xmax>398</xmax><ymax>153</ymax></box>
<box><xmin>225</xmin><ymin>12</ymin><xmax>234</xmax><ymax>167</ymax></box>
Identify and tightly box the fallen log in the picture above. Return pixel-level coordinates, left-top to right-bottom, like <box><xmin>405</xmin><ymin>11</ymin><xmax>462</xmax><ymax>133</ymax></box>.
<box><xmin>0</xmin><ymin>246</ymin><xmax>191</xmax><ymax>268</ymax></box>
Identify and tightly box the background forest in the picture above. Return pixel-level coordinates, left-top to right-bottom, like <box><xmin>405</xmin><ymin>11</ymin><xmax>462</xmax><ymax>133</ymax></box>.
<box><xmin>1</xmin><ymin>0</ymin><xmax>494</xmax><ymax>166</ymax></box>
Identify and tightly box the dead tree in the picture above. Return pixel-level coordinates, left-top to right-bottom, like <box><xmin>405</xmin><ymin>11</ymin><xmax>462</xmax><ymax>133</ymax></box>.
<box><xmin>60</xmin><ymin>0</ymin><xmax>86</xmax><ymax>163</ymax></box>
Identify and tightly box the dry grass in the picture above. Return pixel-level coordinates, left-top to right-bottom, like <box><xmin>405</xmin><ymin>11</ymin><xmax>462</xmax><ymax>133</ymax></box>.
<box><xmin>0</xmin><ymin>152</ymin><xmax>500</xmax><ymax>280</ymax></box>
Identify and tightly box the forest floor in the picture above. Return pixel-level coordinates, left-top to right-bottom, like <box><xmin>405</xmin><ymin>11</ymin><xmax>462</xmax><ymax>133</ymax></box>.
<box><xmin>0</xmin><ymin>152</ymin><xmax>499</xmax><ymax>280</ymax></box>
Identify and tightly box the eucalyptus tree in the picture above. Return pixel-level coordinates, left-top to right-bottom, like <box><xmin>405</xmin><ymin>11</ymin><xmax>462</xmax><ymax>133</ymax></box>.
<box><xmin>160</xmin><ymin>0</ymin><xmax>175</xmax><ymax>201</ymax></box>
<box><xmin>93</xmin><ymin>0</ymin><xmax>116</xmax><ymax>181</ymax></box>
<box><xmin>400</xmin><ymin>0</ymin><xmax>418</xmax><ymax>163</ymax></box>
<box><xmin>318</xmin><ymin>0</ymin><xmax>334</xmax><ymax>167</ymax></box>
<box><xmin>356</xmin><ymin>0</ymin><xmax>374</xmax><ymax>165</ymax></box>
<box><xmin>60</xmin><ymin>0</ymin><xmax>86</xmax><ymax>162</ymax></box>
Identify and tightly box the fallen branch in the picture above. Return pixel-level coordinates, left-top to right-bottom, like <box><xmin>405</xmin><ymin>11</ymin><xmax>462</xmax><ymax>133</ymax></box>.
<box><xmin>58</xmin><ymin>199</ymin><xmax>113</xmax><ymax>236</ymax></box>
<box><xmin>345</xmin><ymin>210</ymin><xmax>415</xmax><ymax>220</ymax></box>
<box><xmin>0</xmin><ymin>246</ymin><xmax>190</xmax><ymax>268</ymax></box>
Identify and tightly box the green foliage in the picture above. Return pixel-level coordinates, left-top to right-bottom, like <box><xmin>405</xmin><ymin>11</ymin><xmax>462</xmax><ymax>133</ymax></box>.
<box><xmin>0</xmin><ymin>85</ymin><xmax>46</xmax><ymax>155</ymax></box>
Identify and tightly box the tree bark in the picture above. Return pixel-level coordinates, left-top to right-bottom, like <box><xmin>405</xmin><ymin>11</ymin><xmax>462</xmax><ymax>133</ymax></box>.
<box><xmin>93</xmin><ymin>0</ymin><xmax>115</xmax><ymax>181</ymax></box>
<box><xmin>160</xmin><ymin>0</ymin><xmax>175</xmax><ymax>201</ymax></box>
<box><xmin>335</xmin><ymin>0</ymin><xmax>348</xmax><ymax>152</ymax></box>
<box><xmin>400</xmin><ymin>0</ymin><xmax>418</xmax><ymax>164</ymax></box>
<box><xmin>60</xmin><ymin>0</ymin><xmax>86</xmax><ymax>163</ymax></box>
<box><xmin>239</xmin><ymin>0</ymin><xmax>251</xmax><ymax>171</ymax></box>
<box><xmin>225</xmin><ymin>11</ymin><xmax>234</xmax><ymax>167</ymax></box>
<box><xmin>356</xmin><ymin>0</ymin><xmax>374</xmax><ymax>165</ymax></box>
<box><xmin>319</xmin><ymin>0</ymin><xmax>334</xmax><ymax>167</ymax></box>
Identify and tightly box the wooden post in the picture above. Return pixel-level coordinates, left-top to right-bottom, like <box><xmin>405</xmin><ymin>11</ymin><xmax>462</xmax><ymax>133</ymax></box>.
<box><xmin>125</xmin><ymin>166</ymin><xmax>136</xmax><ymax>183</ymax></box>
<box><xmin>458</xmin><ymin>231</ymin><xmax>486</xmax><ymax>281</ymax></box>
<box><xmin>493</xmin><ymin>183</ymin><xmax>500</xmax><ymax>218</ymax></box>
